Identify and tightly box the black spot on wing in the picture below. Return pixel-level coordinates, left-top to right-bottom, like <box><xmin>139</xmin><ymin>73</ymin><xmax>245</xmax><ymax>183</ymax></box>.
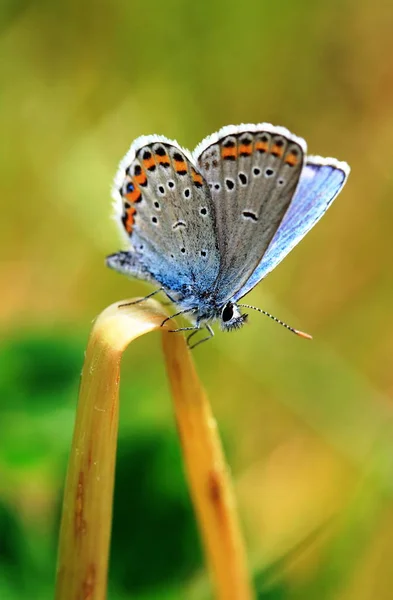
<box><xmin>172</xmin><ymin>220</ymin><xmax>186</xmax><ymax>230</ymax></box>
<box><xmin>242</xmin><ymin>211</ymin><xmax>258</xmax><ymax>222</ymax></box>
<box><xmin>238</xmin><ymin>173</ymin><xmax>248</xmax><ymax>185</ymax></box>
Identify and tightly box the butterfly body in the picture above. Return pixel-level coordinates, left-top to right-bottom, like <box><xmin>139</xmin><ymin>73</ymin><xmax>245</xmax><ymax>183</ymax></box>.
<box><xmin>107</xmin><ymin>124</ymin><xmax>350</xmax><ymax>342</ymax></box>
<box><xmin>106</xmin><ymin>250</ymin><xmax>243</xmax><ymax>330</ymax></box>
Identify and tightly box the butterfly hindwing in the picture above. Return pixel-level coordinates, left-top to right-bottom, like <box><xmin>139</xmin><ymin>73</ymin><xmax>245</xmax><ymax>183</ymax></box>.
<box><xmin>233</xmin><ymin>156</ymin><xmax>350</xmax><ymax>301</ymax></box>
<box><xmin>194</xmin><ymin>124</ymin><xmax>306</xmax><ymax>303</ymax></box>
<box><xmin>112</xmin><ymin>136</ymin><xmax>220</xmax><ymax>294</ymax></box>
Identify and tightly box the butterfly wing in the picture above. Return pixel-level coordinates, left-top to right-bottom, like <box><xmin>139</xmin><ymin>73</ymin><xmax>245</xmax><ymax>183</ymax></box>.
<box><xmin>110</xmin><ymin>135</ymin><xmax>220</xmax><ymax>296</ymax></box>
<box><xmin>194</xmin><ymin>123</ymin><xmax>306</xmax><ymax>304</ymax></box>
<box><xmin>232</xmin><ymin>155</ymin><xmax>350</xmax><ymax>301</ymax></box>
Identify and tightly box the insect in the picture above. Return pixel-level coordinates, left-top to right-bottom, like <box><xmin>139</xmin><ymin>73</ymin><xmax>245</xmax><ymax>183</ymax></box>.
<box><xmin>107</xmin><ymin>123</ymin><xmax>350</xmax><ymax>348</ymax></box>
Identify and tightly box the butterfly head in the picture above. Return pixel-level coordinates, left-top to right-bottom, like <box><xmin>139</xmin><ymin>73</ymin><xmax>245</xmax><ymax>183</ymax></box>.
<box><xmin>219</xmin><ymin>301</ymin><xmax>248</xmax><ymax>332</ymax></box>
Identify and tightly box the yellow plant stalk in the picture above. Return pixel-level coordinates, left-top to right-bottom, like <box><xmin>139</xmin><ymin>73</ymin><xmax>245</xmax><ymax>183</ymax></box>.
<box><xmin>55</xmin><ymin>299</ymin><xmax>253</xmax><ymax>600</ymax></box>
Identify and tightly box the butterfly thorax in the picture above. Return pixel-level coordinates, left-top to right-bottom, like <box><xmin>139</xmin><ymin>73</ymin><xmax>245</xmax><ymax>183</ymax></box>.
<box><xmin>170</xmin><ymin>284</ymin><xmax>248</xmax><ymax>331</ymax></box>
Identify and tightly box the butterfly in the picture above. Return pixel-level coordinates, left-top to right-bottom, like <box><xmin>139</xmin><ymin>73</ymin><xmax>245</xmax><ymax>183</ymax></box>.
<box><xmin>107</xmin><ymin>123</ymin><xmax>350</xmax><ymax>348</ymax></box>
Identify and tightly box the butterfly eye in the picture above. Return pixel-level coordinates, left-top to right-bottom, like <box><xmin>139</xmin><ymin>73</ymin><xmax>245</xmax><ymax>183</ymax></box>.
<box><xmin>220</xmin><ymin>302</ymin><xmax>248</xmax><ymax>332</ymax></box>
<box><xmin>222</xmin><ymin>302</ymin><xmax>234</xmax><ymax>322</ymax></box>
<box><xmin>126</xmin><ymin>182</ymin><xmax>134</xmax><ymax>194</ymax></box>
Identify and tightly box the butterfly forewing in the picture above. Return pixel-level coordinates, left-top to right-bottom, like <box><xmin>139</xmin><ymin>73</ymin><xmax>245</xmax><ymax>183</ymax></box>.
<box><xmin>194</xmin><ymin>124</ymin><xmax>306</xmax><ymax>303</ymax></box>
<box><xmin>113</xmin><ymin>137</ymin><xmax>220</xmax><ymax>294</ymax></box>
<box><xmin>232</xmin><ymin>156</ymin><xmax>350</xmax><ymax>301</ymax></box>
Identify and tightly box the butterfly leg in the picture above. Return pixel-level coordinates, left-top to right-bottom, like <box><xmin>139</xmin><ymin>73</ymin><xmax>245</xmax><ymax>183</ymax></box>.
<box><xmin>168</xmin><ymin>326</ymin><xmax>199</xmax><ymax>333</ymax></box>
<box><xmin>119</xmin><ymin>287</ymin><xmax>164</xmax><ymax>308</ymax></box>
<box><xmin>186</xmin><ymin>328</ymin><xmax>200</xmax><ymax>346</ymax></box>
<box><xmin>187</xmin><ymin>324</ymin><xmax>214</xmax><ymax>350</ymax></box>
<box><xmin>160</xmin><ymin>308</ymin><xmax>197</xmax><ymax>328</ymax></box>
<box><xmin>160</xmin><ymin>290</ymin><xmax>178</xmax><ymax>306</ymax></box>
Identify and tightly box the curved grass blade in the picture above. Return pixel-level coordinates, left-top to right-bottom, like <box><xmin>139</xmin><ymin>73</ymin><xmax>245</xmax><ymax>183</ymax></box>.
<box><xmin>55</xmin><ymin>299</ymin><xmax>253</xmax><ymax>600</ymax></box>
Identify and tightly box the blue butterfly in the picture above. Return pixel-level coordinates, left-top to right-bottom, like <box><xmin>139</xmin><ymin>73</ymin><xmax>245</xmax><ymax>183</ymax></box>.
<box><xmin>107</xmin><ymin>123</ymin><xmax>350</xmax><ymax>348</ymax></box>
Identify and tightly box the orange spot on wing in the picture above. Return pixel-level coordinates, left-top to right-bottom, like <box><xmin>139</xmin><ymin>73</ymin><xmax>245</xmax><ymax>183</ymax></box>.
<box><xmin>124</xmin><ymin>178</ymin><xmax>142</xmax><ymax>203</ymax></box>
<box><xmin>255</xmin><ymin>141</ymin><xmax>268</xmax><ymax>152</ymax></box>
<box><xmin>285</xmin><ymin>153</ymin><xmax>299</xmax><ymax>166</ymax></box>
<box><xmin>191</xmin><ymin>169</ymin><xmax>203</xmax><ymax>185</ymax></box>
<box><xmin>143</xmin><ymin>156</ymin><xmax>156</xmax><ymax>170</ymax></box>
<box><xmin>134</xmin><ymin>172</ymin><xmax>147</xmax><ymax>186</ymax></box>
<box><xmin>271</xmin><ymin>144</ymin><xmax>284</xmax><ymax>157</ymax></box>
<box><xmin>221</xmin><ymin>146</ymin><xmax>237</xmax><ymax>159</ymax></box>
<box><xmin>124</xmin><ymin>206</ymin><xmax>136</xmax><ymax>234</ymax></box>
<box><xmin>175</xmin><ymin>160</ymin><xmax>187</xmax><ymax>172</ymax></box>
<box><xmin>156</xmin><ymin>154</ymin><xmax>170</xmax><ymax>165</ymax></box>
<box><xmin>239</xmin><ymin>144</ymin><xmax>252</xmax><ymax>155</ymax></box>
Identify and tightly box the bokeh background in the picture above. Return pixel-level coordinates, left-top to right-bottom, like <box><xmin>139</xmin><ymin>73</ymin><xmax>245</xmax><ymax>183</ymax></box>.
<box><xmin>1</xmin><ymin>1</ymin><xmax>393</xmax><ymax>598</ymax></box>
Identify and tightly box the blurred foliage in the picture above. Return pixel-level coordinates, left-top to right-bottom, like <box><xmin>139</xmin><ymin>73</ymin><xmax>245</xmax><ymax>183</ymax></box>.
<box><xmin>111</xmin><ymin>431</ymin><xmax>202</xmax><ymax>594</ymax></box>
<box><xmin>1</xmin><ymin>0</ymin><xmax>393</xmax><ymax>598</ymax></box>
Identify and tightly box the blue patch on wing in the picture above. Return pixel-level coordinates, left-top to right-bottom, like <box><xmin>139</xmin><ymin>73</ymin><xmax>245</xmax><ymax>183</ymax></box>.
<box><xmin>233</xmin><ymin>156</ymin><xmax>350</xmax><ymax>301</ymax></box>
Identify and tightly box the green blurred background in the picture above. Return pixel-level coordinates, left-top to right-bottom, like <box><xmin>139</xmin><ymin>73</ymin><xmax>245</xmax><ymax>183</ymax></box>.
<box><xmin>1</xmin><ymin>0</ymin><xmax>393</xmax><ymax>598</ymax></box>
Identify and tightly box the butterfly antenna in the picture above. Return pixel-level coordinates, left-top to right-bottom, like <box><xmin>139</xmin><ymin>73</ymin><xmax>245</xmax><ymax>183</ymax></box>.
<box><xmin>237</xmin><ymin>304</ymin><xmax>313</xmax><ymax>340</ymax></box>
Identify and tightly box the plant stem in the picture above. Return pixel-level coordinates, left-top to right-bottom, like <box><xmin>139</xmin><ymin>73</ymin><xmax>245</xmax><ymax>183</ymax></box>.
<box><xmin>163</xmin><ymin>331</ymin><xmax>253</xmax><ymax>600</ymax></box>
<box><xmin>55</xmin><ymin>299</ymin><xmax>253</xmax><ymax>600</ymax></box>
